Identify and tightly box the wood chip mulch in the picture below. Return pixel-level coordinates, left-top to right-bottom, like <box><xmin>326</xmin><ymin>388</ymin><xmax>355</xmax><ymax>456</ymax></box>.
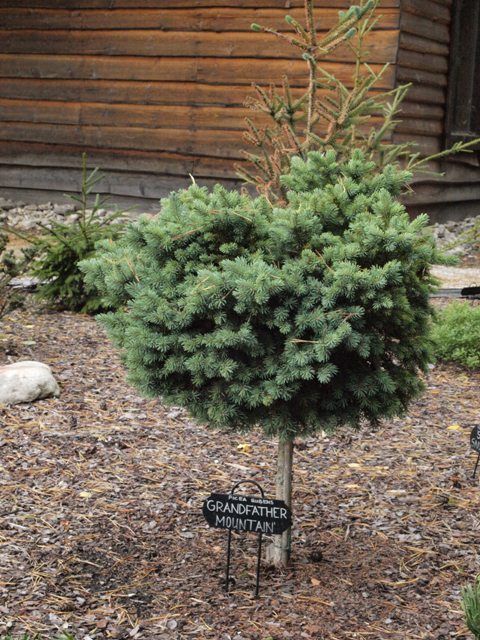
<box><xmin>1</xmin><ymin>304</ymin><xmax>480</xmax><ymax>640</ymax></box>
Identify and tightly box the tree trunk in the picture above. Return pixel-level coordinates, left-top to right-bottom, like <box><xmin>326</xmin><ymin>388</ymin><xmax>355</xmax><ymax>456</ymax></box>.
<box><xmin>267</xmin><ymin>437</ymin><xmax>293</xmax><ymax>567</ymax></box>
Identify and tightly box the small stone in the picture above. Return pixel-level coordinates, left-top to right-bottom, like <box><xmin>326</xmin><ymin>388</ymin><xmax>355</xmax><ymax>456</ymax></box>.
<box><xmin>54</xmin><ymin>203</ymin><xmax>76</xmax><ymax>215</ymax></box>
<box><xmin>436</xmin><ymin>224</ymin><xmax>445</xmax><ymax>238</ymax></box>
<box><xmin>166</xmin><ymin>408</ymin><xmax>183</xmax><ymax>419</ymax></box>
<box><xmin>19</xmin><ymin>219</ymin><xmax>36</xmax><ymax>231</ymax></box>
<box><xmin>0</xmin><ymin>361</ymin><xmax>60</xmax><ymax>405</ymax></box>
<box><xmin>0</xmin><ymin>198</ymin><xmax>15</xmax><ymax>210</ymax></box>
<box><xmin>48</xmin><ymin>612</ymin><xmax>63</xmax><ymax>625</ymax></box>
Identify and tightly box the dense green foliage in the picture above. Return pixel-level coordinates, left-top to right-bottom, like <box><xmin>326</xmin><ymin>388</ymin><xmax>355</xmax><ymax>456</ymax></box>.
<box><xmin>462</xmin><ymin>576</ymin><xmax>480</xmax><ymax>639</ymax></box>
<box><xmin>29</xmin><ymin>216</ymin><xmax>123</xmax><ymax>314</ymax></box>
<box><xmin>82</xmin><ymin>150</ymin><xmax>442</xmax><ymax>439</ymax></box>
<box><xmin>24</xmin><ymin>155</ymin><xmax>125</xmax><ymax>313</ymax></box>
<box><xmin>432</xmin><ymin>302</ymin><xmax>480</xmax><ymax>369</ymax></box>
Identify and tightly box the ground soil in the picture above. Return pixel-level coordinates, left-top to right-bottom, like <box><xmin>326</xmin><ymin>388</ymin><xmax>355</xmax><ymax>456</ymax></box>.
<box><xmin>1</xmin><ymin>301</ymin><xmax>480</xmax><ymax>640</ymax></box>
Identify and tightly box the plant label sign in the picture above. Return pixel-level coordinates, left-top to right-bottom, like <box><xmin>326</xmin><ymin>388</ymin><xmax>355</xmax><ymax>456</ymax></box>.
<box><xmin>471</xmin><ymin>426</ymin><xmax>480</xmax><ymax>453</ymax></box>
<box><xmin>203</xmin><ymin>492</ymin><xmax>292</xmax><ymax>535</ymax></box>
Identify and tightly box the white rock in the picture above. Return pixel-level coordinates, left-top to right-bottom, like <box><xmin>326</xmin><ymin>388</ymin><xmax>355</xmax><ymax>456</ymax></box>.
<box><xmin>0</xmin><ymin>361</ymin><xmax>60</xmax><ymax>405</ymax></box>
<box><xmin>19</xmin><ymin>219</ymin><xmax>36</xmax><ymax>231</ymax></box>
<box><xmin>53</xmin><ymin>203</ymin><xmax>75</xmax><ymax>215</ymax></box>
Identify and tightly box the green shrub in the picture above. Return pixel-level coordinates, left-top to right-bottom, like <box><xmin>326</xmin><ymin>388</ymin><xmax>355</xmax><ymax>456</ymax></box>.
<box><xmin>461</xmin><ymin>576</ymin><xmax>480</xmax><ymax>639</ymax></box>
<box><xmin>432</xmin><ymin>302</ymin><xmax>480</xmax><ymax>369</ymax></box>
<box><xmin>12</xmin><ymin>154</ymin><xmax>126</xmax><ymax>314</ymax></box>
<box><xmin>82</xmin><ymin>149</ymin><xmax>441</xmax><ymax>436</ymax></box>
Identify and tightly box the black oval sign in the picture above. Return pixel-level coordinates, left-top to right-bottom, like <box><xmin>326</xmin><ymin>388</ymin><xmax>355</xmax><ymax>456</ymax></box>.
<box><xmin>203</xmin><ymin>492</ymin><xmax>292</xmax><ymax>535</ymax></box>
<box><xmin>471</xmin><ymin>426</ymin><xmax>480</xmax><ymax>453</ymax></box>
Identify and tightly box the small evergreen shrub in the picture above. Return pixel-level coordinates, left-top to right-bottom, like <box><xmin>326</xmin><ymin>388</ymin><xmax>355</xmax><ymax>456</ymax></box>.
<box><xmin>462</xmin><ymin>576</ymin><xmax>480</xmax><ymax>639</ymax></box>
<box><xmin>82</xmin><ymin>150</ymin><xmax>442</xmax><ymax>437</ymax></box>
<box><xmin>13</xmin><ymin>155</ymin><xmax>126</xmax><ymax>314</ymax></box>
<box><xmin>432</xmin><ymin>302</ymin><xmax>480</xmax><ymax>369</ymax></box>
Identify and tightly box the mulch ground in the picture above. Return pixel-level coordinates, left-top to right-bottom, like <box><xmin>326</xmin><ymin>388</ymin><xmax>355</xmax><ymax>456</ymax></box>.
<box><xmin>1</xmin><ymin>303</ymin><xmax>480</xmax><ymax>640</ymax></box>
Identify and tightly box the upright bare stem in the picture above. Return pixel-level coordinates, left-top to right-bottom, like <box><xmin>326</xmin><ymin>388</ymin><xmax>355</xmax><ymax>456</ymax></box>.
<box><xmin>305</xmin><ymin>0</ymin><xmax>317</xmax><ymax>142</ymax></box>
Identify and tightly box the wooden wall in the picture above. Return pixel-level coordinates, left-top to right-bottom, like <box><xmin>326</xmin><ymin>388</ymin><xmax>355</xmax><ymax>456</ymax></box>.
<box><xmin>0</xmin><ymin>0</ymin><xmax>400</xmax><ymax>208</ymax></box>
<box><xmin>396</xmin><ymin>0</ymin><xmax>480</xmax><ymax>222</ymax></box>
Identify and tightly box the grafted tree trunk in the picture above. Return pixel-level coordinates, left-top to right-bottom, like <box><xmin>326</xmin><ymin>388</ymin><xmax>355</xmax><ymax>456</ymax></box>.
<box><xmin>267</xmin><ymin>437</ymin><xmax>293</xmax><ymax>567</ymax></box>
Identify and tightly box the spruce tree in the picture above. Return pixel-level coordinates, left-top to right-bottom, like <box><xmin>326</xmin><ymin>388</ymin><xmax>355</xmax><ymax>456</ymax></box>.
<box><xmin>81</xmin><ymin>150</ymin><xmax>442</xmax><ymax>564</ymax></box>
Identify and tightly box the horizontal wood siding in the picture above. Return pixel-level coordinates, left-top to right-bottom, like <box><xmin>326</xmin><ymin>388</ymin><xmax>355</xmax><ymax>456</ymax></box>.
<box><xmin>396</xmin><ymin>0</ymin><xmax>480</xmax><ymax>221</ymax></box>
<box><xmin>0</xmin><ymin>1</ymin><xmax>399</xmax><ymax>203</ymax></box>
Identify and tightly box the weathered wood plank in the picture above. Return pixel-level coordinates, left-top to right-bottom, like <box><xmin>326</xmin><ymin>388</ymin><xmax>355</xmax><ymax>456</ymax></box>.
<box><xmin>400</xmin><ymin>12</ymin><xmax>450</xmax><ymax>43</ymax></box>
<box><xmin>1</xmin><ymin>118</ymin><xmax>396</xmax><ymax>162</ymax></box>
<box><xmin>0</xmin><ymin>79</ymin><xmax>390</xmax><ymax>111</ymax></box>
<box><xmin>0</xmin><ymin>7</ymin><xmax>399</xmax><ymax>31</ymax></box>
<box><xmin>403</xmin><ymin>182</ymin><xmax>480</xmax><ymax>205</ymax></box>
<box><xmin>399</xmin><ymin>31</ymin><xmax>449</xmax><ymax>56</ymax></box>
<box><xmin>399</xmin><ymin>31</ymin><xmax>450</xmax><ymax>58</ymax></box>
<box><xmin>394</xmin><ymin>118</ymin><xmax>443</xmax><ymax>136</ymax></box>
<box><xmin>0</xmin><ymin>29</ymin><xmax>398</xmax><ymax>62</ymax></box>
<box><xmin>0</xmin><ymin>98</ymin><xmax>388</xmax><ymax>134</ymax></box>
<box><xmin>0</xmin><ymin>98</ymin><xmax>266</xmax><ymax>130</ymax></box>
<box><xmin>0</xmin><ymin>78</ymin><xmax>260</xmax><ymax>108</ymax></box>
<box><xmin>405</xmin><ymin>84</ymin><xmax>445</xmax><ymax>105</ymax></box>
<box><xmin>0</xmin><ymin>164</ymin><xmax>240</xmax><ymax>199</ymax></box>
<box><xmin>0</xmin><ymin>122</ymin><xmax>248</xmax><ymax>159</ymax></box>
<box><xmin>393</xmin><ymin>132</ymin><xmax>441</xmax><ymax>155</ymax></box>
<box><xmin>0</xmin><ymin>0</ymin><xmax>401</xmax><ymax>8</ymax></box>
<box><xmin>0</xmin><ymin>55</ymin><xmax>396</xmax><ymax>88</ymax></box>
<box><xmin>410</xmin><ymin>162</ymin><xmax>480</xmax><ymax>185</ymax></box>
<box><xmin>398</xmin><ymin>100</ymin><xmax>444</xmax><ymax>119</ymax></box>
<box><xmin>397</xmin><ymin>50</ymin><xmax>448</xmax><ymax>74</ymax></box>
<box><xmin>0</xmin><ymin>141</ymin><xmax>241</xmax><ymax>179</ymax></box>
<box><xmin>400</xmin><ymin>0</ymin><xmax>450</xmax><ymax>24</ymax></box>
<box><xmin>396</xmin><ymin>66</ymin><xmax>447</xmax><ymax>88</ymax></box>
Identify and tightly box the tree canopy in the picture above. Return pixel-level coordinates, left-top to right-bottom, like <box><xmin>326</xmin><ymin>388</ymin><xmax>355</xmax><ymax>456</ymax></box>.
<box><xmin>82</xmin><ymin>150</ymin><xmax>441</xmax><ymax>440</ymax></box>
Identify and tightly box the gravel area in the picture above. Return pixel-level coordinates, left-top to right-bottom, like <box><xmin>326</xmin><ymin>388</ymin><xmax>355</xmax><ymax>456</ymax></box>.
<box><xmin>430</xmin><ymin>216</ymin><xmax>480</xmax><ymax>264</ymax></box>
<box><xmin>0</xmin><ymin>197</ymin><xmax>132</xmax><ymax>231</ymax></box>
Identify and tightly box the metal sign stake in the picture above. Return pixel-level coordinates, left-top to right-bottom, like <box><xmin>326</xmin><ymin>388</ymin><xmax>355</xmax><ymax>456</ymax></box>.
<box><xmin>203</xmin><ymin>479</ymin><xmax>292</xmax><ymax>598</ymax></box>
<box><xmin>473</xmin><ymin>452</ymin><xmax>480</xmax><ymax>479</ymax></box>
<box><xmin>224</xmin><ymin>479</ymin><xmax>264</xmax><ymax>597</ymax></box>
<box><xmin>471</xmin><ymin>427</ymin><xmax>480</xmax><ymax>479</ymax></box>
<box><xmin>225</xmin><ymin>528</ymin><xmax>233</xmax><ymax>591</ymax></box>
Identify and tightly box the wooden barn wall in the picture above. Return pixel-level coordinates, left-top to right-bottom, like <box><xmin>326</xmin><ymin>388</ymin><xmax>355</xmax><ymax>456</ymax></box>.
<box><xmin>0</xmin><ymin>0</ymin><xmax>400</xmax><ymax>207</ymax></box>
<box><xmin>396</xmin><ymin>0</ymin><xmax>480</xmax><ymax>222</ymax></box>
